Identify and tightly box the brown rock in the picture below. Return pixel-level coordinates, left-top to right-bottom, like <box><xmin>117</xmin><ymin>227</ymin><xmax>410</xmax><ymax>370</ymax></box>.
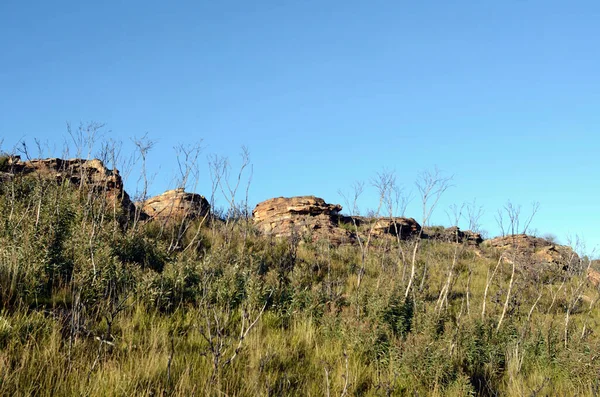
<box><xmin>253</xmin><ymin>196</ymin><xmax>353</xmax><ymax>244</ymax></box>
<box><xmin>142</xmin><ymin>188</ymin><xmax>210</xmax><ymax>222</ymax></box>
<box><xmin>423</xmin><ymin>226</ymin><xmax>483</xmax><ymax>245</ymax></box>
<box><xmin>253</xmin><ymin>196</ymin><xmax>422</xmax><ymax>244</ymax></box>
<box><xmin>588</xmin><ymin>268</ymin><xmax>600</xmax><ymax>288</ymax></box>
<box><xmin>339</xmin><ymin>216</ymin><xmax>421</xmax><ymax>240</ymax></box>
<box><xmin>484</xmin><ymin>234</ymin><xmax>579</xmax><ymax>269</ymax></box>
<box><xmin>1</xmin><ymin>156</ymin><xmax>133</xmax><ymax>214</ymax></box>
<box><xmin>253</xmin><ymin>196</ymin><xmax>341</xmax><ymax>224</ymax></box>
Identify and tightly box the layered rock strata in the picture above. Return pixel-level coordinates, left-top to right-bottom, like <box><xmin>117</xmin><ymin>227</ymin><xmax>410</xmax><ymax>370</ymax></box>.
<box><xmin>141</xmin><ymin>188</ymin><xmax>210</xmax><ymax>222</ymax></box>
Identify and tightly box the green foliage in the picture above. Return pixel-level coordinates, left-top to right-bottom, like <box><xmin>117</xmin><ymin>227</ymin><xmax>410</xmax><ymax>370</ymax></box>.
<box><xmin>112</xmin><ymin>233</ymin><xmax>167</xmax><ymax>272</ymax></box>
<box><xmin>382</xmin><ymin>293</ymin><xmax>414</xmax><ymax>337</ymax></box>
<box><xmin>0</xmin><ymin>155</ymin><xmax>9</xmax><ymax>172</ymax></box>
<box><xmin>0</xmin><ymin>172</ymin><xmax>598</xmax><ymax>396</ymax></box>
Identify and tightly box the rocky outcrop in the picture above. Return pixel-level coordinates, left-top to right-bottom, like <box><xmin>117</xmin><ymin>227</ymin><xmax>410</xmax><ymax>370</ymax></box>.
<box><xmin>339</xmin><ymin>216</ymin><xmax>421</xmax><ymax>240</ymax></box>
<box><xmin>1</xmin><ymin>156</ymin><xmax>214</xmax><ymax>224</ymax></box>
<box><xmin>423</xmin><ymin>226</ymin><xmax>483</xmax><ymax>245</ymax></box>
<box><xmin>0</xmin><ymin>156</ymin><xmax>133</xmax><ymax>214</ymax></box>
<box><xmin>587</xmin><ymin>268</ymin><xmax>600</xmax><ymax>288</ymax></box>
<box><xmin>141</xmin><ymin>188</ymin><xmax>210</xmax><ymax>222</ymax></box>
<box><xmin>252</xmin><ymin>196</ymin><xmax>423</xmax><ymax>244</ymax></box>
<box><xmin>253</xmin><ymin>196</ymin><xmax>342</xmax><ymax>224</ymax></box>
<box><xmin>253</xmin><ymin>196</ymin><xmax>353</xmax><ymax>244</ymax></box>
<box><xmin>484</xmin><ymin>234</ymin><xmax>579</xmax><ymax>269</ymax></box>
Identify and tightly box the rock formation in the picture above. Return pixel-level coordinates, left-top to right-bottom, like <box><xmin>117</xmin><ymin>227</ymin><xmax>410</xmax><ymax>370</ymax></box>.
<box><xmin>587</xmin><ymin>268</ymin><xmax>600</xmax><ymax>288</ymax></box>
<box><xmin>484</xmin><ymin>234</ymin><xmax>579</xmax><ymax>269</ymax></box>
<box><xmin>0</xmin><ymin>156</ymin><xmax>214</xmax><ymax>224</ymax></box>
<box><xmin>253</xmin><ymin>196</ymin><xmax>353</xmax><ymax>244</ymax></box>
<box><xmin>423</xmin><ymin>226</ymin><xmax>483</xmax><ymax>245</ymax></box>
<box><xmin>252</xmin><ymin>196</ymin><xmax>422</xmax><ymax>244</ymax></box>
<box><xmin>141</xmin><ymin>188</ymin><xmax>210</xmax><ymax>222</ymax></box>
<box><xmin>0</xmin><ymin>155</ymin><xmax>133</xmax><ymax>214</ymax></box>
<box><xmin>339</xmin><ymin>216</ymin><xmax>421</xmax><ymax>240</ymax></box>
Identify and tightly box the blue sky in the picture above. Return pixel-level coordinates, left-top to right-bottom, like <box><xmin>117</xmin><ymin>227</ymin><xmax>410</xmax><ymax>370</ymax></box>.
<box><xmin>1</xmin><ymin>1</ymin><xmax>599</xmax><ymax>254</ymax></box>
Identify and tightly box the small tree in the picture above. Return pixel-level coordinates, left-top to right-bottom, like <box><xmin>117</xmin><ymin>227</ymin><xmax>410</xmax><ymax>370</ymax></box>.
<box><xmin>405</xmin><ymin>167</ymin><xmax>452</xmax><ymax>298</ymax></box>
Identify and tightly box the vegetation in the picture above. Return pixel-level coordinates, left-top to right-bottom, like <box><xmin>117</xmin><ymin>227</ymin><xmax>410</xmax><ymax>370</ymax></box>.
<box><xmin>0</xmin><ymin>142</ymin><xmax>598</xmax><ymax>396</ymax></box>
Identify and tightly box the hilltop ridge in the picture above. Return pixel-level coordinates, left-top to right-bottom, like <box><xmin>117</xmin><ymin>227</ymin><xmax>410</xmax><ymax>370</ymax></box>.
<box><xmin>0</xmin><ymin>155</ymin><xmax>599</xmax><ymax>396</ymax></box>
<box><xmin>0</xmin><ymin>155</ymin><xmax>585</xmax><ymax>275</ymax></box>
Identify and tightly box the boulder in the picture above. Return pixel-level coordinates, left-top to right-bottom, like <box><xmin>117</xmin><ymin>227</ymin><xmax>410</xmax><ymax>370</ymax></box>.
<box><xmin>141</xmin><ymin>188</ymin><xmax>210</xmax><ymax>222</ymax></box>
<box><xmin>253</xmin><ymin>196</ymin><xmax>353</xmax><ymax>244</ymax></box>
<box><xmin>253</xmin><ymin>196</ymin><xmax>341</xmax><ymax>224</ymax></box>
<box><xmin>587</xmin><ymin>268</ymin><xmax>600</xmax><ymax>288</ymax></box>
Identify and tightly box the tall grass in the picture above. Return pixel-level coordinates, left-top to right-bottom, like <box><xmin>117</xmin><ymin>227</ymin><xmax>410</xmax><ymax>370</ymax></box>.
<box><xmin>0</xmin><ymin>163</ymin><xmax>598</xmax><ymax>396</ymax></box>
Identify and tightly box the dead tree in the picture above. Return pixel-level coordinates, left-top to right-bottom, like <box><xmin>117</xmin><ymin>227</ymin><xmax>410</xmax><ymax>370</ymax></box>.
<box><xmin>495</xmin><ymin>201</ymin><xmax>539</xmax><ymax>332</ymax></box>
<box><xmin>404</xmin><ymin>167</ymin><xmax>452</xmax><ymax>299</ymax></box>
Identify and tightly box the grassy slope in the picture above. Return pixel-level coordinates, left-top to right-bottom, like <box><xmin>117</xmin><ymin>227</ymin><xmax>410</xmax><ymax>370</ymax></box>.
<box><xmin>0</xmin><ymin>176</ymin><xmax>598</xmax><ymax>396</ymax></box>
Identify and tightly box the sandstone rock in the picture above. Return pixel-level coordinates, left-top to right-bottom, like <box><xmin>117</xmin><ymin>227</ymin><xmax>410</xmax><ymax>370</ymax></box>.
<box><xmin>339</xmin><ymin>216</ymin><xmax>421</xmax><ymax>240</ymax></box>
<box><xmin>253</xmin><ymin>196</ymin><xmax>353</xmax><ymax>244</ymax></box>
<box><xmin>588</xmin><ymin>268</ymin><xmax>600</xmax><ymax>288</ymax></box>
<box><xmin>253</xmin><ymin>196</ymin><xmax>422</xmax><ymax>245</ymax></box>
<box><xmin>423</xmin><ymin>226</ymin><xmax>483</xmax><ymax>245</ymax></box>
<box><xmin>253</xmin><ymin>196</ymin><xmax>341</xmax><ymax>224</ymax></box>
<box><xmin>141</xmin><ymin>188</ymin><xmax>209</xmax><ymax>222</ymax></box>
<box><xmin>484</xmin><ymin>234</ymin><xmax>579</xmax><ymax>269</ymax></box>
<box><xmin>1</xmin><ymin>156</ymin><xmax>133</xmax><ymax>214</ymax></box>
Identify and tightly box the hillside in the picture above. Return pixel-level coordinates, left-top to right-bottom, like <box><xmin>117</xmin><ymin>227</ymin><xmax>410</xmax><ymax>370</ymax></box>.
<box><xmin>0</xmin><ymin>156</ymin><xmax>599</xmax><ymax>396</ymax></box>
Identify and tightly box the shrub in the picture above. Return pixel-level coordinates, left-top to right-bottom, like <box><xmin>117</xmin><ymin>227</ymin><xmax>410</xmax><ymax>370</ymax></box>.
<box><xmin>112</xmin><ymin>233</ymin><xmax>167</xmax><ymax>272</ymax></box>
<box><xmin>0</xmin><ymin>154</ymin><xmax>9</xmax><ymax>172</ymax></box>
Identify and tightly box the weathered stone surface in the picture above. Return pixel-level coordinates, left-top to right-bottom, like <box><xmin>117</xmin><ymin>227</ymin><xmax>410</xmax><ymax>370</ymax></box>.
<box><xmin>339</xmin><ymin>216</ymin><xmax>421</xmax><ymax>240</ymax></box>
<box><xmin>253</xmin><ymin>196</ymin><xmax>353</xmax><ymax>244</ymax></box>
<box><xmin>253</xmin><ymin>196</ymin><xmax>341</xmax><ymax>224</ymax></box>
<box><xmin>1</xmin><ymin>156</ymin><xmax>133</xmax><ymax>214</ymax></box>
<box><xmin>587</xmin><ymin>268</ymin><xmax>600</xmax><ymax>288</ymax></box>
<box><xmin>423</xmin><ymin>226</ymin><xmax>483</xmax><ymax>245</ymax></box>
<box><xmin>253</xmin><ymin>196</ymin><xmax>423</xmax><ymax>244</ymax></box>
<box><xmin>141</xmin><ymin>188</ymin><xmax>209</xmax><ymax>222</ymax></box>
<box><xmin>484</xmin><ymin>234</ymin><xmax>579</xmax><ymax>269</ymax></box>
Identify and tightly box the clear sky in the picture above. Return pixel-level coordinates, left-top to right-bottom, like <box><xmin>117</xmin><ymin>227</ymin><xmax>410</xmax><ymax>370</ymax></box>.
<box><xmin>1</xmin><ymin>1</ymin><xmax>599</xmax><ymax>255</ymax></box>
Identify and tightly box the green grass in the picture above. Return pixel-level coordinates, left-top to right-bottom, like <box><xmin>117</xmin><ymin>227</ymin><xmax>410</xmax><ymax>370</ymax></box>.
<box><xmin>0</xmin><ymin>175</ymin><xmax>598</xmax><ymax>396</ymax></box>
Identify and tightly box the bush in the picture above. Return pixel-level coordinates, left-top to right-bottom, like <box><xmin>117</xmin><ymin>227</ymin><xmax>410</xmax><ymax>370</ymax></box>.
<box><xmin>112</xmin><ymin>233</ymin><xmax>167</xmax><ymax>272</ymax></box>
<box><xmin>0</xmin><ymin>154</ymin><xmax>9</xmax><ymax>172</ymax></box>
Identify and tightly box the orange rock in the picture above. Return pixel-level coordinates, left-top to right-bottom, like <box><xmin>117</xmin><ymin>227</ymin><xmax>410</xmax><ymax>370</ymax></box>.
<box><xmin>142</xmin><ymin>188</ymin><xmax>209</xmax><ymax>222</ymax></box>
<box><xmin>588</xmin><ymin>268</ymin><xmax>600</xmax><ymax>288</ymax></box>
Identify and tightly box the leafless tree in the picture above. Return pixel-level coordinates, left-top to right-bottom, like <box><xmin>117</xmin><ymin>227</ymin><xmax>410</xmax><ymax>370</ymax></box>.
<box><xmin>435</xmin><ymin>203</ymin><xmax>465</xmax><ymax>314</ymax></box>
<box><xmin>208</xmin><ymin>147</ymin><xmax>253</xmax><ymax>245</ymax></box>
<box><xmin>494</xmin><ymin>201</ymin><xmax>539</xmax><ymax>332</ymax></box>
<box><xmin>405</xmin><ymin>167</ymin><xmax>452</xmax><ymax>298</ymax></box>
<box><xmin>385</xmin><ymin>180</ymin><xmax>412</xmax><ymax>284</ymax></box>
<box><xmin>198</xmin><ymin>292</ymin><xmax>270</xmax><ymax>386</ymax></box>
<box><xmin>464</xmin><ymin>199</ymin><xmax>484</xmax><ymax>315</ymax></box>
<box><xmin>165</xmin><ymin>142</ymin><xmax>207</xmax><ymax>252</ymax></box>
<box><xmin>562</xmin><ymin>236</ymin><xmax>594</xmax><ymax>348</ymax></box>
<box><xmin>131</xmin><ymin>134</ymin><xmax>156</xmax><ymax>231</ymax></box>
<box><xmin>339</xmin><ymin>172</ymin><xmax>392</xmax><ymax>289</ymax></box>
